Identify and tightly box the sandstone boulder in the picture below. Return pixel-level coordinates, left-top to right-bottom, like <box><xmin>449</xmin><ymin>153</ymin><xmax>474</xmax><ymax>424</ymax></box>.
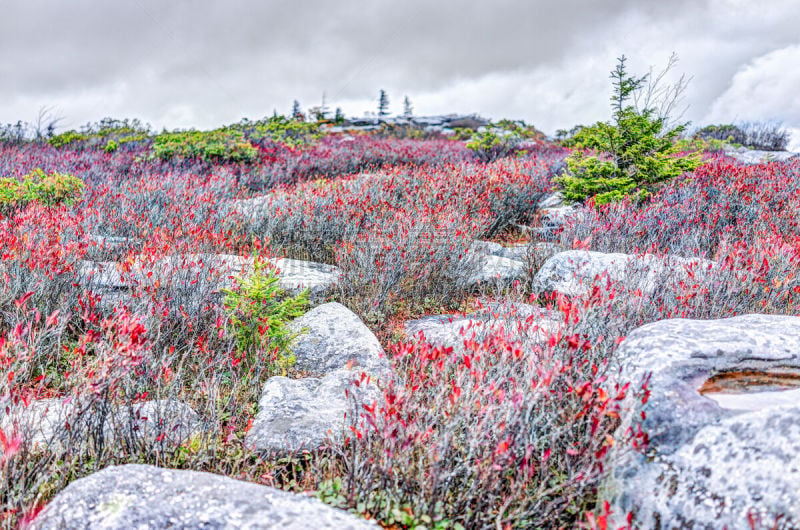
<box><xmin>605</xmin><ymin>315</ymin><xmax>800</xmax><ymax>528</ymax></box>
<box><xmin>30</xmin><ymin>464</ymin><xmax>376</xmax><ymax>529</ymax></box>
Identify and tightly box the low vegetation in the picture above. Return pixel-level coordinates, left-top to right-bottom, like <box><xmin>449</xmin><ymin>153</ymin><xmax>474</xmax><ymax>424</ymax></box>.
<box><xmin>0</xmin><ymin>54</ymin><xmax>797</xmax><ymax>528</ymax></box>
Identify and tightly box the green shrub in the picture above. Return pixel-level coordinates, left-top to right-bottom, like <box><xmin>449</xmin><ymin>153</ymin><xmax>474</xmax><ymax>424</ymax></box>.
<box><xmin>222</xmin><ymin>256</ymin><xmax>309</xmax><ymax>375</ymax></box>
<box><xmin>558</xmin><ymin>56</ymin><xmax>702</xmax><ymax>205</ymax></box>
<box><xmin>466</xmin><ymin>129</ymin><xmax>520</xmax><ymax>162</ymax></box>
<box><xmin>243</xmin><ymin>116</ymin><xmax>322</xmax><ymax>149</ymax></box>
<box><xmin>48</xmin><ymin>130</ymin><xmax>88</xmax><ymax>148</ymax></box>
<box><xmin>0</xmin><ymin>169</ymin><xmax>85</xmax><ymax>211</ymax></box>
<box><xmin>104</xmin><ymin>139</ymin><xmax>119</xmax><ymax>153</ymax></box>
<box><xmin>694</xmin><ymin>122</ymin><xmax>790</xmax><ymax>151</ymax></box>
<box><xmin>152</xmin><ymin>129</ymin><xmax>259</xmax><ymax>163</ymax></box>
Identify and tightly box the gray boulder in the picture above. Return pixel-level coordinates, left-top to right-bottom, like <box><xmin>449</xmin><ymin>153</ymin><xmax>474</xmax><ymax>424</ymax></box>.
<box><xmin>466</xmin><ymin>254</ymin><xmax>526</xmax><ymax>288</ymax></box>
<box><xmin>533</xmin><ymin>250</ymin><xmax>715</xmax><ymax>297</ymax></box>
<box><xmin>247</xmin><ymin>369</ymin><xmax>380</xmax><ymax>453</ymax></box>
<box><xmin>270</xmin><ymin>257</ymin><xmax>340</xmax><ymax>300</ymax></box>
<box><xmin>153</xmin><ymin>254</ymin><xmax>339</xmax><ymax>300</ymax></box>
<box><xmin>534</xmin><ymin>204</ymin><xmax>585</xmax><ymax>242</ymax></box>
<box><xmin>288</xmin><ymin>302</ymin><xmax>388</xmax><ymax>376</ymax></box>
<box><xmin>30</xmin><ymin>464</ymin><xmax>376</xmax><ymax>529</ymax></box>
<box><xmin>538</xmin><ymin>191</ymin><xmax>566</xmax><ymax>209</ymax></box>
<box><xmin>247</xmin><ymin>303</ymin><xmax>388</xmax><ymax>453</ymax></box>
<box><xmin>617</xmin><ymin>406</ymin><xmax>800</xmax><ymax>529</ymax></box>
<box><xmin>605</xmin><ymin>315</ymin><xmax>800</xmax><ymax>528</ymax></box>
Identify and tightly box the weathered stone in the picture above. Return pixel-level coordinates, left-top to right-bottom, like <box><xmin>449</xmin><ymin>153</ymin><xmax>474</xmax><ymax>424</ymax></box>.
<box><xmin>725</xmin><ymin>146</ymin><xmax>798</xmax><ymax>164</ymax></box>
<box><xmin>470</xmin><ymin>240</ymin><xmax>531</xmax><ymax>263</ymax></box>
<box><xmin>288</xmin><ymin>302</ymin><xmax>388</xmax><ymax>376</ymax></box>
<box><xmin>30</xmin><ymin>464</ymin><xmax>376</xmax><ymax>529</ymax></box>
<box><xmin>270</xmin><ymin>257</ymin><xmax>340</xmax><ymax>300</ymax></box>
<box><xmin>469</xmin><ymin>240</ymin><xmax>505</xmax><ymax>257</ymax></box>
<box><xmin>535</xmin><ymin>204</ymin><xmax>585</xmax><ymax>241</ymax></box>
<box><xmin>77</xmin><ymin>254</ymin><xmax>340</xmax><ymax>309</ymax></box>
<box><xmin>493</xmin><ymin>243</ymin><xmax>530</xmax><ymax>262</ymax></box>
<box><xmin>0</xmin><ymin>398</ymin><xmax>78</xmax><ymax>449</ymax></box>
<box><xmin>405</xmin><ymin>302</ymin><xmax>561</xmax><ymax>352</ymax></box>
<box><xmin>466</xmin><ymin>254</ymin><xmax>526</xmax><ymax>288</ymax></box>
<box><xmin>85</xmin><ymin>235</ymin><xmax>140</xmax><ymax>261</ymax></box>
<box><xmin>605</xmin><ymin>315</ymin><xmax>800</xmax><ymax>528</ymax></box>
<box><xmin>538</xmin><ymin>191</ymin><xmax>566</xmax><ymax>210</ymax></box>
<box><xmin>153</xmin><ymin>254</ymin><xmax>339</xmax><ymax>299</ymax></box>
<box><xmin>533</xmin><ymin>250</ymin><xmax>715</xmax><ymax>297</ymax></box>
<box><xmin>1</xmin><ymin>398</ymin><xmax>200</xmax><ymax>452</ymax></box>
<box><xmin>110</xmin><ymin>400</ymin><xmax>201</xmax><ymax>447</ymax></box>
<box><xmin>247</xmin><ymin>369</ymin><xmax>380</xmax><ymax>453</ymax></box>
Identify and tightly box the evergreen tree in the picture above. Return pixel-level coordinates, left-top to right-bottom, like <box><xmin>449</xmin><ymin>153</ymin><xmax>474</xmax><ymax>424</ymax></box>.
<box><xmin>291</xmin><ymin>100</ymin><xmax>303</xmax><ymax>121</ymax></box>
<box><xmin>378</xmin><ymin>90</ymin><xmax>390</xmax><ymax>118</ymax></box>
<box><xmin>403</xmin><ymin>95</ymin><xmax>413</xmax><ymax>118</ymax></box>
<box><xmin>558</xmin><ymin>55</ymin><xmax>701</xmax><ymax>205</ymax></box>
<box><xmin>334</xmin><ymin>107</ymin><xmax>345</xmax><ymax>124</ymax></box>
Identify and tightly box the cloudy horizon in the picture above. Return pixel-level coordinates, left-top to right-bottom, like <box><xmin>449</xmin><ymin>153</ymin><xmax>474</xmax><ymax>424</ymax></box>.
<box><xmin>2</xmin><ymin>0</ymin><xmax>799</xmax><ymax>147</ymax></box>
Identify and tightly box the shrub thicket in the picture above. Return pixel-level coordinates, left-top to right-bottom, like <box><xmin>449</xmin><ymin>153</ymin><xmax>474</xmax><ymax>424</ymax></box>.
<box><xmin>0</xmin><ymin>169</ymin><xmax>84</xmax><ymax>211</ymax></box>
<box><xmin>152</xmin><ymin>129</ymin><xmax>258</xmax><ymax>163</ymax></box>
<box><xmin>694</xmin><ymin>122</ymin><xmax>790</xmax><ymax>151</ymax></box>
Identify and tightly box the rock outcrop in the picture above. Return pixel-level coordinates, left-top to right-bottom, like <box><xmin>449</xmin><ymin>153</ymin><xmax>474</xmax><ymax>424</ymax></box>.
<box><xmin>533</xmin><ymin>250</ymin><xmax>715</xmax><ymax>297</ymax></box>
<box><xmin>287</xmin><ymin>302</ymin><xmax>388</xmax><ymax>376</ymax></box>
<box><xmin>405</xmin><ymin>302</ymin><xmax>561</xmax><ymax>352</ymax></box>
<box><xmin>605</xmin><ymin>315</ymin><xmax>800</xmax><ymax>528</ymax></box>
<box><xmin>248</xmin><ymin>303</ymin><xmax>387</xmax><ymax>453</ymax></box>
<box><xmin>30</xmin><ymin>464</ymin><xmax>376</xmax><ymax>529</ymax></box>
<box><xmin>247</xmin><ymin>369</ymin><xmax>380</xmax><ymax>453</ymax></box>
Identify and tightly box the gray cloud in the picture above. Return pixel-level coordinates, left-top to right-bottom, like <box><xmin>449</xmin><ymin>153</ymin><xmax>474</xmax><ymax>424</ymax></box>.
<box><xmin>1</xmin><ymin>0</ymin><xmax>799</xmax><ymax>141</ymax></box>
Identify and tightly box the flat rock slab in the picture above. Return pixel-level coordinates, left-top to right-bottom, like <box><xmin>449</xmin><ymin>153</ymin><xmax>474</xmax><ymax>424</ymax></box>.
<box><xmin>247</xmin><ymin>369</ymin><xmax>379</xmax><ymax>453</ymax></box>
<box><xmin>606</xmin><ymin>314</ymin><xmax>800</xmax><ymax>528</ymax></box>
<box><xmin>153</xmin><ymin>254</ymin><xmax>340</xmax><ymax>300</ymax></box>
<box><xmin>288</xmin><ymin>302</ymin><xmax>388</xmax><ymax>376</ymax></box>
<box><xmin>533</xmin><ymin>250</ymin><xmax>715</xmax><ymax>297</ymax></box>
<box><xmin>30</xmin><ymin>464</ymin><xmax>376</xmax><ymax>529</ymax></box>
<box><xmin>1</xmin><ymin>399</ymin><xmax>200</xmax><ymax>452</ymax></box>
<box><xmin>77</xmin><ymin>255</ymin><xmax>340</xmax><ymax>307</ymax></box>
<box><xmin>725</xmin><ymin>146</ymin><xmax>798</xmax><ymax>164</ymax></box>
<box><xmin>405</xmin><ymin>302</ymin><xmax>561</xmax><ymax>352</ymax></box>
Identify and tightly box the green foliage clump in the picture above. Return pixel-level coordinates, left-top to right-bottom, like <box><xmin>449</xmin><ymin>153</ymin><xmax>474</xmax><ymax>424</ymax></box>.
<box><xmin>466</xmin><ymin>119</ymin><xmax>542</xmax><ymax>162</ymax></box>
<box><xmin>239</xmin><ymin>115</ymin><xmax>322</xmax><ymax>149</ymax></box>
<box><xmin>222</xmin><ymin>256</ymin><xmax>309</xmax><ymax>375</ymax></box>
<box><xmin>153</xmin><ymin>128</ymin><xmax>259</xmax><ymax>163</ymax></box>
<box><xmin>48</xmin><ymin>130</ymin><xmax>88</xmax><ymax>148</ymax></box>
<box><xmin>466</xmin><ymin>129</ymin><xmax>518</xmax><ymax>162</ymax></box>
<box><xmin>494</xmin><ymin>119</ymin><xmax>545</xmax><ymax>140</ymax></box>
<box><xmin>558</xmin><ymin>56</ymin><xmax>702</xmax><ymax>205</ymax></box>
<box><xmin>451</xmin><ymin>127</ymin><xmax>474</xmax><ymax>141</ymax></box>
<box><xmin>694</xmin><ymin>122</ymin><xmax>790</xmax><ymax>152</ymax></box>
<box><xmin>0</xmin><ymin>169</ymin><xmax>85</xmax><ymax>210</ymax></box>
<box><xmin>49</xmin><ymin>118</ymin><xmax>153</xmax><ymax>151</ymax></box>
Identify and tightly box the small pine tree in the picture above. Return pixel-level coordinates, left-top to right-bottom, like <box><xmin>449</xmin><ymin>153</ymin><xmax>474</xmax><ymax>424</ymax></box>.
<box><xmin>378</xmin><ymin>90</ymin><xmax>390</xmax><ymax>118</ymax></box>
<box><xmin>403</xmin><ymin>96</ymin><xmax>413</xmax><ymax>118</ymax></box>
<box><xmin>558</xmin><ymin>55</ymin><xmax>701</xmax><ymax>205</ymax></box>
<box><xmin>291</xmin><ymin>100</ymin><xmax>304</xmax><ymax>121</ymax></box>
<box><xmin>334</xmin><ymin>107</ymin><xmax>345</xmax><ymax>124</ymax></box>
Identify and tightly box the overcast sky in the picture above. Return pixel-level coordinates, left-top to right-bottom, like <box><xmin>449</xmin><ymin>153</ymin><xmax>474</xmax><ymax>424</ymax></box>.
<box><xmin>2</xmin><ymin>0</ymin><xmax>799</xmax><ymax>147</ymax></box>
